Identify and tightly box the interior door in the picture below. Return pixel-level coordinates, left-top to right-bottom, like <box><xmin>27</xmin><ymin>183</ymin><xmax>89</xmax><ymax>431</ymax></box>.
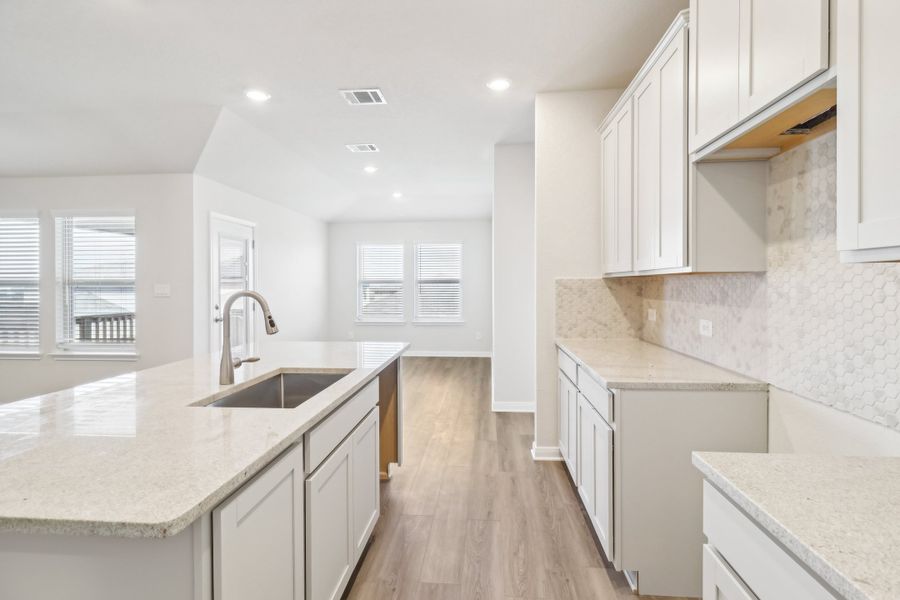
<box><xmin>210</xmin><ymin>215</ymin><xmax>255</xmax><ymax>355</ymax></box>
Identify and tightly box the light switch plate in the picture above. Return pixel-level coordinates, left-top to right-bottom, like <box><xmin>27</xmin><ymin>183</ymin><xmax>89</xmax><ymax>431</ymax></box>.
<box><xmin>699</xmin><ymin>319</ymin><xmax>713</xmax><ymax>337</ymax></box>
<box><xmin>647</xmin><ymin>308</ymin><xmax>657</xmax><ymax>322</ymax></box>
<box><xmin>153</xmin><ymin>283</ymin><xmax>171</xmax><ymax>298</ymax></box>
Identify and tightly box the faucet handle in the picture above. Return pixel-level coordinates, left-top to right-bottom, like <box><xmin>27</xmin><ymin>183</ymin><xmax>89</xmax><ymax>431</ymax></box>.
<box><xmin>233</xmin><ymin>356</ymin><xmax>260</xmax><ymax>369</ymax></box>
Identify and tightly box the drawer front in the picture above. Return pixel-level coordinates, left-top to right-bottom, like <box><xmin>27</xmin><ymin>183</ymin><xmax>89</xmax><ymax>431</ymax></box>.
<box><xmin>558</xmin><ymin>348</ymin><xmax>578</xmax><ymax>383</ymax></box>
<box><xmin>577</xmin><ymin>366</ymin><xmax>612</xmax><ymax>424</ymax></box>
<box><xmin>305</xmin><ymin>377</ymin><xmax>379</xmax><ymax>473</ymax></box>
<box><xmin>703</xmin><ymin>545</ymin><xmax>758</xmax><ymax>600</ymax></box>
<box><xmin>703</xmin><ymin>482</ymin><xmax>838</xmax><ymax>600</ymax></box>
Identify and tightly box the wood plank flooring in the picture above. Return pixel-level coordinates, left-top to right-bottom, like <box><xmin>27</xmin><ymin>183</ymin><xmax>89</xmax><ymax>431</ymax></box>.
<box><xmin>346</xmin><ymin>357</ymin><xmax>686</xmax><ymax>600</ymax></box>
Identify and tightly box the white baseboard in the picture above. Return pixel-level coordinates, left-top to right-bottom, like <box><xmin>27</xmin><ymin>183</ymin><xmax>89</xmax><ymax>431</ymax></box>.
<box><xmin>491</xmin><ymin>401</ymin><xmax>535</xmax><ymax>413</ymax></box>
<box><xmin>531</xmin><ymin>442</ymin><xmax>563</xmax><ymax>461</ymax></box>
<box><xmin>403</xmin><ymin>350</ymin><xmax>492</xmax><ymax>358</ymax></box>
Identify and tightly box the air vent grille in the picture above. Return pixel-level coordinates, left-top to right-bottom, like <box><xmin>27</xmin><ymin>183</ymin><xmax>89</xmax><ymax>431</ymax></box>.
<box><xmin>346</xmin><ymin>143</ymin><xmax>380</xmax><ymax>153</ymax></box>
<box><xmin>340</xmin><ymin>88</ymin><xmax>387</xmax><ymax>105</ymax></box>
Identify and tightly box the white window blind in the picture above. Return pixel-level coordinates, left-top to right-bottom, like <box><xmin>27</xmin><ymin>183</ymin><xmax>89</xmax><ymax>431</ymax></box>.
<box><xmin>415</xmin><ymin>243</ymin><xmax>462</xmax><ymax>322</ymax></box>
<box><xmin>56</xmin><ymin>216</ymin><xmax>136</xmax><ymax>348</ymax></box>
<box><xmin>0</xmin><ymin>217</ymin><xmax>40</xmax><ymax>351</ymax></box>
<box><xmin>357</xmin><ymin>244</ymin><xmax>404</xmax><ymax>322</ymax></box>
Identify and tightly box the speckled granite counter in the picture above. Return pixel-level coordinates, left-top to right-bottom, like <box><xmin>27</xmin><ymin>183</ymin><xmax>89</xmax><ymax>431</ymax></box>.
<box><xmin>557</xmin><ymin>338</ymin><xmax>767</xmax><ymax>391</ymax></box>
<box><xmin>693</xmin><ymin>452</ymin><xmax>900</xmax><ymax>600</ymax></box>
<box><xmin>0</xmin><ymin>340</ymin><xmax>407</xmax><ymax>538</ymax></box>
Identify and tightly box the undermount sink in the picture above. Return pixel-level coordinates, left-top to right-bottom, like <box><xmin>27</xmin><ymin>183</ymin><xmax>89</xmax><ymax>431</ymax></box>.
<box><xmin>205</xmin><ymin>372</ymin><xmax>350</xmax><ymax>409</ymax></box>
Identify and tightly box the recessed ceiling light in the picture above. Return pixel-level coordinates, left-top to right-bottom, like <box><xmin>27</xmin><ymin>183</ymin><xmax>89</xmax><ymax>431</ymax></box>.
<box><xmin>392</xmin><ymin>192</ymin><xmax>403</xmax><ymax>199</ymax></box>
<box><xmin>363</xmin><ymin>165</ymin><xmax>378</xmax><ymax>174</ymax></box>
<box><xmin>245</xmin><ymin>89</ymin><xmax>272</xmax><ymax>102</ymax></box>
<box><xmin>486</xmin><ymin>78</ymin><xmax>511</xmax><ymax>92</ymax></box>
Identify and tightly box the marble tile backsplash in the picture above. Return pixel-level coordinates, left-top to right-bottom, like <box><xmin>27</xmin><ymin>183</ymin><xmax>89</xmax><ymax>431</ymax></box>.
<box><xmin>643</xmin><ymin>132</ymin><xmax>900</xmax><ymax>430</ymax></box>
<box><xmin>555</xmin><ymin>278</ymin><xmax>643</xmax><ymax>339</ymax></box>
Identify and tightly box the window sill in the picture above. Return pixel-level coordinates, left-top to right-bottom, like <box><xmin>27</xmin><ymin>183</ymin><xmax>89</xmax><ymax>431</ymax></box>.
<box><xmin>0</xmin><ymin>351</ymin><xmax>42</xmax><ymax>360</ymax></box>
<box><xmin>412</xmin><ymin>320</ymin><xmax>466</xmax><ymax>325</ymax></box>
<box><xmin>354</xmin><ymin>320</ymin><xmax>407</xmax><ymax>326</ymax></box>
<box><xmin>50</xmin><ymin>351</ymin><xmax>139</xmax><ymax>362</ymax></box>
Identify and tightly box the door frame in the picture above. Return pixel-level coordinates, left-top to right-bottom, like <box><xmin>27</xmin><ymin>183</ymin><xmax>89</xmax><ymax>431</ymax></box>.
<box><xmin>209</xmin><ymin>212</ymin><xmax>257</xmax><ymax>355</ymax></box>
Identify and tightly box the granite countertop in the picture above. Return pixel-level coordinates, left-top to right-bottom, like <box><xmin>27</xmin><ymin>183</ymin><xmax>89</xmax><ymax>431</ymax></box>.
<box><xmin>693</xmin><ymin>452</ymin><xmax>900</xmax><ymax>600</ymax></box>
<box><xmin>556</xmin><ymin>338</ymin><xmax>767</xmax><ymax>391</ymax></box>
<box><xmin>0</xmin><ymin>340</ymin><xmax>407</xmax><ymax>538</ymax></box>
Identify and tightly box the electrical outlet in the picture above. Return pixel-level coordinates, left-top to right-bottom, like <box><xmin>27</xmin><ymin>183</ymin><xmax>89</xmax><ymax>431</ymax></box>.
<box><xmin>699</xmin><ymin>319</ymin><xmax>713</xmax><ymax>337</ymax></box>
<box><xmin>348</xmin><ymin>331</ymin><xmax>355</xmax><ymax>340</ymax></box>
<box><xmin>153</xmin><ymin>283</ymin><xmax>171</xmax><ymax>298</ymax></box>
<box><xmin>647</xmin><ymin>308</ymin><xmax>657</xmax><ymax>322</ymax></box>
<box><xmin>475</xmin><ymin>331</ymin><xmax>483</xmax><ymax>341</ymax></box>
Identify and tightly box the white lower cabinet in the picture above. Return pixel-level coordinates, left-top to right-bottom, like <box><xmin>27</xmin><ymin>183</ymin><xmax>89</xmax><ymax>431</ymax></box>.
<box><xmin>213</xmin><ymin>443</ymin><xmax>305</xmax><ymax>600</ymax></box>
<box><xmin>306</xmin><ymin>407</ymin><xmax>380</xmax><ymax>600</ymax></box>
<box><xmin>557</xmin><ymin>366</ymin><xmax>579</xmax><ymax>481</ymax></box>
<box><xmin>577</xmin><ymin>393</ymin><xmax>614</xmax><ymax>562</ymax></box>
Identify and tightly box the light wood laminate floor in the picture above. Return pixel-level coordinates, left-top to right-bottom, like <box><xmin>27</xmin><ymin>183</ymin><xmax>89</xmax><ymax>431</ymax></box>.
<box><xmin>346</xmin><ymin>357</ymin><xmax>690</xmax><ymax>600</ymax></box>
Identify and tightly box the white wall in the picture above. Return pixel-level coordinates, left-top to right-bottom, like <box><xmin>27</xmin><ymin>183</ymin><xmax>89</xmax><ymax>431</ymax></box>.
<box><xmin>328</xmin><ymin>220</ymin><xmax>492</xmax><ymax>355</ymax></box>
<box><xmin>0</xmin><ymin>174</ymin><xmax>195</xmax><ymax>402</ymax></box>
<box><xmin>492</xmin><ymin>144</ymin><xmax>536</xmax><ymax>412</ymax></box>
<box><xmin>192</xmin><ymin>175</ymin><xmax>329</xmax><ymax>355</ymax></box>
<box><xmin>533</xmin><ymin>90</ymin><xmax>622</xmax><ymax>456</ymax></box>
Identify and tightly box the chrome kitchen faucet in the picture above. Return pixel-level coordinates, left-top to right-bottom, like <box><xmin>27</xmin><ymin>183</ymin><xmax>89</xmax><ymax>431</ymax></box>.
<box><xmin>219</xmin><ymin>290</ymin><xmax>279</xmax><ymax>385</ymax></box>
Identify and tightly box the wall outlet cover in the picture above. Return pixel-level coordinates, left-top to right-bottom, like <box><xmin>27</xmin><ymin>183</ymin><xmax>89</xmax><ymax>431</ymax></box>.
<box><xmin>648</xmin><ymin>308</ymin><xmax>657</xmax><ymax>322</ymax></box>
<box><xmin>475</xmin><ymin>331</ymin><xmax>483</xmax><ymax>341</ymax></box>
<box><xmin>153</xmin><ymin>283</ymin><xmax>171</xmax><ymax>297</ymax></box>
<box><xmin>699</xmin><ymin>319</ymin><xmax>713</xmax><ymax>337</ymax></box>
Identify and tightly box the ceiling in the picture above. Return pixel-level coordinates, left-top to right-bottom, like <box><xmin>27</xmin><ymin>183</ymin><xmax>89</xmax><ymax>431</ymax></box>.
<box><xmin>0</xmin><ymin>0</ymin><xmax>688</xmax><ymax>221</ymax></box>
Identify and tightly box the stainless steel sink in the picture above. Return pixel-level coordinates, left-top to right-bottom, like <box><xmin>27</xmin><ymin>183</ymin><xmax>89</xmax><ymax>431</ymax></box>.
<box><xmin>206</xmin><ymin>372</ymin><xmax>350</xmax><ymax>409</ymax></box>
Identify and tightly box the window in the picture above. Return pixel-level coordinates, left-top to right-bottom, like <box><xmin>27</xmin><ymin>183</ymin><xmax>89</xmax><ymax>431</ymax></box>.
<box><xmin>415</xmin><ymin>243</ymin><xmax>462</xmax><ymax>322</ymax></box>
<box><xmin>0</xmin><ymin>216</ymin><xmax>40</xmax><ymax>352</ymax></box>
<box><xmin>357</xmin><ymin>244</ymin><xmax>404</xmax><ymax>322</ymax></box>
<box><xmin>55</xmin><ymin>215</ymin><xmax>136</xmax><ymax>350</ymax></box>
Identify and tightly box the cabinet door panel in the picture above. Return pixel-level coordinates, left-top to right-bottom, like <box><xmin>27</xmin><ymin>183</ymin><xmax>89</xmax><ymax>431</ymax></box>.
<box><xmin>702</xmin><ymin>545</ymin><xmax>758</xmax><ymax>600</ymax></box>
<box><xmin>352</xmin><ymin>409</ymin><xmax>380</xmax><ymax>561</ymax></box>
<box><xmin>567</xmin><ymin>379</ymin><xmax>579</xmax><ymax>481</ymax></box>
<box><xmin>307</xmin><ymin>437</ymin><xmax>353</xmax><ymax>600</ymax></box>
<box><xmin>739</xmin><ymin>0</ymin><xmax>829</xmax><ymax>117</ymax></box>
<box><xmin>837</xmin><ymin>0</ymin><xmax>900</xmax><ymax>253</ymax></box>
<box><xmin>558</xmin><ymin>373</ymin><xmax>569</xmax><ymax>461</ymax></box>
<box><xmin>592</xmin><ymin>415</ymin><xmax>614</xmax><ymax>562</ymax></box>
<box><xmin>656</xmin><ymin>27</ymin><xmax>688</xmax><ymax>269</ymax></box>
<box><xmin>633</xmin><ymin>73</ymin><xmax>660</xmax><ymax>272</ymax></box>
<box><xmin>689</xmin><ymin>0</ymin><xmax>741</xmax><ymax>151</ymax></box>
<box><xmin>601</xmin><ymin>103</ymin><xmax>633</xmax><ymax>275</ymax></box>
<box><xmin>214</xmin><ymin>443</ymin><xmax>304</xmax><ymax>600</ymax></box>
<box><xmin>577</xmin><ymin>394</ymin><xmax>595</xmax><ymax>513</ymax></box>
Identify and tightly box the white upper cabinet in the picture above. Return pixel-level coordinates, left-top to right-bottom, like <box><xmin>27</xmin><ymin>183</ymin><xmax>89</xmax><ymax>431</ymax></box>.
<box><xmin>600</xmin><ymin>102</ymin><xmax>633</xmax><ymax>275</ymax></box>
<box><xmin>690</xmin><ymin>0</ymin><xmax>829</xmax><ymax>152</ymax></box>
<box><xmin>837</xmin><ymin>0</ymin><xmax>900</xmax><ymax>262</ymax></box>
<box><xmin>689</xmin><ymin>0</ymin><xmax>741</xmax><ymax>152</ymax></box>
<box><xmin>738</xmin><ymin>0</ymin><xmax>829</xmax><ymax>116</ymax></box>
<box><xmin>633</xmin><ymin>21</ymin><xmax>688</xmax><ymax>271</ymax></box>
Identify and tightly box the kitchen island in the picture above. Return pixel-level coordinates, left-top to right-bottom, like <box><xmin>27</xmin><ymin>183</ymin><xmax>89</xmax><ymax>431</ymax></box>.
<box><xmin>0</xmin><ymin>340</ymin><xmax>407</xmax><ymax>600</ymax></box>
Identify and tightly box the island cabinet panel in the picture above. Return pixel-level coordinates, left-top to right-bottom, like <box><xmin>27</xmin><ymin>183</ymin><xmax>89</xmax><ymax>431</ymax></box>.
<box><xmin>306</xmin><ymin>435</ymin><xmax>354</xmax><ymax>600</ymax></box>
<box><xmin>351</xmin><ymin>408</ymin><xmax>380</xmax><ymax>560</ymax></box>
<box><xmin>213</xmin><ymin>442</ymin><xmax>304</xmax><ymax>600</ymax></box>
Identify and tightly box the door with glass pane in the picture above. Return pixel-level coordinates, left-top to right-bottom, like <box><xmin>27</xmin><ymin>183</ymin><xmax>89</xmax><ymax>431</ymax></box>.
<box><xmin>210</xmin><ymin>216</ymin><xmax>255</xmax><ymax>355</ymax></box>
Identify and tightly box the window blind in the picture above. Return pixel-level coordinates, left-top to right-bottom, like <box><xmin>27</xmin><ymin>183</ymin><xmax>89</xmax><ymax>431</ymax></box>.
<box><xmin>415</xmin><ymin>243</ymin><xmax>462</xmax><ymax>321</ymax></box>
<box><xmin>0</xmin><ymin>217</ymin><xmax>40</xmax><ymax>351</ymax></box>
<box><xmin>357</xmin><ymin>244</ymin><xmax>404</xmax><ymax>321</ymax></box>
<box><xmin>56</xmin><ymin>216</ymin><xmax>136</xmax><ymax>347</ymax></box>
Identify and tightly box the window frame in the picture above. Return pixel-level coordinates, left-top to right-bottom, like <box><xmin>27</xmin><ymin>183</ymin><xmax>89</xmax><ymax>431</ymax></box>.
<box><xmin>0</xmin><ymin>210</ymin><xmax>42</xmax><ymax>357</ymax></box>
<box><xmin>52</xmin><ymin>209</ymin><xmax>138</xmax><ymax>355</ymax></box>
<box><xmin>413</xmin><ymin>241</ymin><xmax>464</xmax><ymax>324</ymax></box>
<box><xmin>355</xmin><ymin>242</ymin><xmax>406</xmax><ymax>324</ymax></box>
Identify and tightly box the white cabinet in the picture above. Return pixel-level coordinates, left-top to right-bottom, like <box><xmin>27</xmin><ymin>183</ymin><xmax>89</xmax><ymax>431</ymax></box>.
<box><xmin>577</xmin><ymin>393</ymin><xmax>614</xmax><ymax>562</ymax></box>
<box><xmin>557</xmin><ymin>370</ymin><xmax>578</xmax><ymax>480</ymax></box>
<box><xmin>306</xmin><ymin>407</ymin><xmax>380</xmax><ymax>600</ymax></box>
<box><xmin>702</xmin><ymin>546</ymin><xmax>758</xmax><ymax>600</ymax></box>
<box><xmin>600</xmin><ymin>101</ymin><xmax>633</xmax><ymax>274</ymax></box>
<box><xmin>213</xmin><ymin>443</ymin><xmax>304</xmax><ymax>600</ymax></box>
<box><xmin>689</xmin><ymin>0</ymin><xmax>829</xmax><ymax>152</ymax></box>
<box><xmin>837</xmin><ymin>0</ymin><xmax>900</xmax><ymax>262</ymax></box>
<box><xmin>689</xmin><ymin>0</ymin><xmax>741</xmax><ymax>152</ymax></box>
<box><xmin>633</xmin><ymin>23</ymin><xmax>687</xmax><ymax>271</ymax></box>
<box><xmin>351</xmin><ymin>408</ymin><xmax>380</xmax><ymax>560</ymax></box>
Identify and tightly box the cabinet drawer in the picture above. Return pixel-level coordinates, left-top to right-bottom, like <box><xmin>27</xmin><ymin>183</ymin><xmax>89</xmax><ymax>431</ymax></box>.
<box><xmin>703</xmin><ymin>482</ymin><xmax>838</xmax><ymax>600</ymax></box>
<box><xmin>305</xmin><ymin>377</ymin><xmax>379</xmax><ymax>473</ymax></box>
<box><xmin>577</xmin><ymin>366</ymin><xmax>612</xmax><ymax>424</ymax></box>
<box><xmin>558</xmin><ymin>348</ymin><xmax>577</xmax><ymax>383</ymax></box>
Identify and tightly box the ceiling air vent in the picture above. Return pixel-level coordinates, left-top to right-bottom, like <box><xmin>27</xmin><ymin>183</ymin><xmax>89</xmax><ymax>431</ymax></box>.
<box><xmin>340</xmin><ymin>88</ymin><xmax>387</xmax><ymax>105</ymax></box>
<box><xmin>346</xmin><ymin>143</ymin><xmax>380</xmax><ymax>153</ymax></box>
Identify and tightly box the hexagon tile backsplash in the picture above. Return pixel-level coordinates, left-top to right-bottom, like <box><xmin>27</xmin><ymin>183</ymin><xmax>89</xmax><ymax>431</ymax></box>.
<box><xmin>560</xmin><ymin>132</ymin><xmax>900</xmax><ymax>430</ymax></box>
